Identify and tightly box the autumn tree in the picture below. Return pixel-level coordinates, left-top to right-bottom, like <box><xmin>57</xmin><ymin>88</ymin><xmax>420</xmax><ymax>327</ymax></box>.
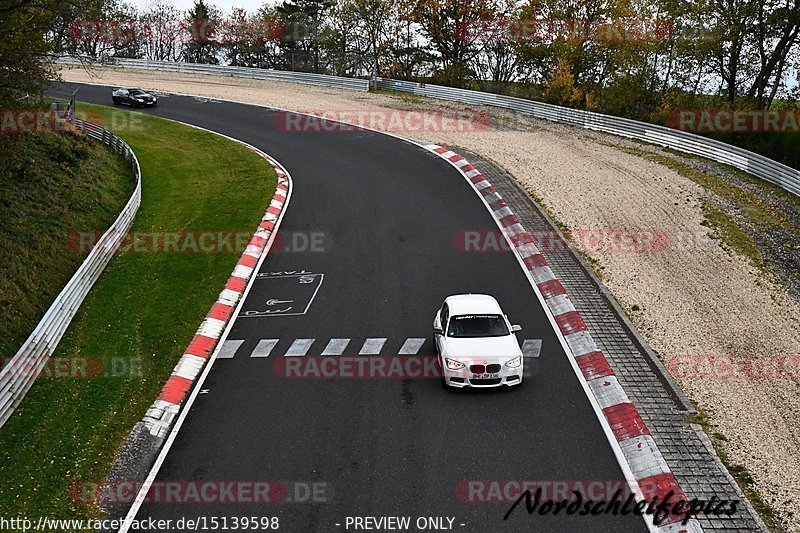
<box><xmin>399</xmin><ymin>0</ymin><xmax>515</xmax><ymax>86</ymax></box>
<box><xmin>275</xmin><ymin>0</ymin><xmax>334</xmax><ymax>72</ymax></box>
<box><xmin>183</xmin><ymin>0</ymin><xmax>221</xmax><ymax>63</ymax></box>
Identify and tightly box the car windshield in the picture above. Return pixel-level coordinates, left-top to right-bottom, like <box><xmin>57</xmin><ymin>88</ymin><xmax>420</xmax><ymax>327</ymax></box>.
<box><xmin>129</xmin><ymin>89</ymin><xmax>146</xmax><ymax>95</ymax></box>
<box><xmin>447</xmin><ymin>314</ymin><xmax>509</xmax><ymax>338</ymax></box>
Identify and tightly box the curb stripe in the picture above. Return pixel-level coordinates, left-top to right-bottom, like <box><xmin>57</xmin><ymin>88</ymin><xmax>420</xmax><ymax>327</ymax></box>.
<box><xmin>185</xmin><ymin>334</ymin><xmax>216</xmax><ymax>358</ymax></box>
<box><xmin>576</xmin><ymin>351</ymin><xmax>613</xmax><ymax>380</ymax></box>
<box><xmin>157</xmin><ymin>375</ymin><xmax>192</xmax><ymax>404</ymax></box>
<box><xmin>603</xmin><ymin>402</ymin><xmax>650</xmax><ymax>441</ymax></box>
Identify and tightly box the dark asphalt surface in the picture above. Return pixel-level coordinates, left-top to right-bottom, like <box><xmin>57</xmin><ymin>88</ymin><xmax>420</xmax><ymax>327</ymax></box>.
<box><xmin>48</xmin><ymin>82</ymin><xmax>647</xmax><ymax>533</ymax></box>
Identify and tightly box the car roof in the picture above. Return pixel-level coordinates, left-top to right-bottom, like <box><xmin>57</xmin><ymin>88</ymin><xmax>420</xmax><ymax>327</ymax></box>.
<box><xmin>444</xmin><ymin>294</ymin><xmax>503</xmax><ymax>316</ymax></box>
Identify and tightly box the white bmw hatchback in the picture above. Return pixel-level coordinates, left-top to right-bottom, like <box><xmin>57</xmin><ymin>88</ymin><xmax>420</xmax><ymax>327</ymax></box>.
<box><xmin>433</xmin><ymin>294</ymin><xmax>524</xmax><ymax>388</ymax></box>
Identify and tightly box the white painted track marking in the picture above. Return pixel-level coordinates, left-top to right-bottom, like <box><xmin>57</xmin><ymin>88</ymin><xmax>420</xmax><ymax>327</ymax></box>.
<box><xmin>398</xmin><ymin>338</ymin><xmax>426</xmax><ymax>355</ymax></box>
<box><xmin>358</xmin><ymin>338</ymin><xmax>387</xmax><ymax>355</ymax></box>
<box><xmin>521</xmin><ymin>339</ymin><xmax>542</xmax><ymax>358</ymax></box>
<box><xmin>217</xmin><ymin>339</ymin><xmax>244</xmax><ymax>359</ymax></box>
<box><xmin>251</xmin><ymin>339</ymin><xmax>280</xmax><ymax>358</ymax></box>
<box><xmin>285</xmin><ymin>338</ymin><xmax>315</xmax><ymax>356</ymax></box>
<box><xmin>321</xmin><ymin>338</ymin><xmax>350</xmax><ymax>355</ymax></box>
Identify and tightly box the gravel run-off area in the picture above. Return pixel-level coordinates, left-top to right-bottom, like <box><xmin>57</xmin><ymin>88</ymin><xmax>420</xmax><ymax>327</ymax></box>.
<box><xmin>59</xmin><ymin>65</ymin><xmax>800</xmax><ymax>532</ymax></box>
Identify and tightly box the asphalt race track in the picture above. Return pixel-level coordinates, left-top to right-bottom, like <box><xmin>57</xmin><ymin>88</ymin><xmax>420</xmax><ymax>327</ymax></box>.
<box><xmin>48</xmin><ymin>81</ymin><xmax>648</xmax><ymax>533</ymax></box>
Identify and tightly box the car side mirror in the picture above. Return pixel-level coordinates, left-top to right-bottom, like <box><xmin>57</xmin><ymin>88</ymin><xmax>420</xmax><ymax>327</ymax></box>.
<box><xmin>511</xmin><ymin>324</ymin><xmax>522</xmax><ymax>332</ymax></box>
<box><xmin>433</xmin><ymin>327</ymin><xmax>443</xmax><ymax>335</ymax></box>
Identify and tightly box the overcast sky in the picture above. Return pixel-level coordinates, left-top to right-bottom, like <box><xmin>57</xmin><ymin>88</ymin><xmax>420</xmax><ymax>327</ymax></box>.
<box><xmin>133</xmin><ymin>0</ymin><xmax>268</xmax><ymax>15</ymax></box>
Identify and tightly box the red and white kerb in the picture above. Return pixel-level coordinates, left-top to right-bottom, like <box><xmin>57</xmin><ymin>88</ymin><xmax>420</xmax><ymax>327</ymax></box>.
<box><xmin>142</xmin><ymin>152</ymin><xmax>290</xmax><ymax>439</ymax></box>
<box><xmin>424</xmin><ymin>144</ymin><xmax>701</xmax><ymax>533</ymax></box>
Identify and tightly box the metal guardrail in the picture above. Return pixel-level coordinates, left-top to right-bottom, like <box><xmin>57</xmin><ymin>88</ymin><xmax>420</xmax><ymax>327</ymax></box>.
<box><xmin>374</xmin><ymin>78</ymin><xmax>800</xmax><ymax>197</ymax></box>
<box><xmin>58</xmin><ymin>55</ymin><xmax>797</xmax><ymax>196</ymax></box>
<box><xmin>58</xmin><ymin>56</ymin><xmax>370</xmax><ymax>92</ymax></box>
<box><xmin>0</xmin><ymin>115</ymin><xmax>142</xmax><ymax>429</ymax></box>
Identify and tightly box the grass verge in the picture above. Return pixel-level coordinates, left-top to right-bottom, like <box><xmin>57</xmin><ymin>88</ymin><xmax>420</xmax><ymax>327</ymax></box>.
<box><xmin>613</xmin><ymin>144</ymin><xmax>800</xmax><ymax>276</ymax></box>
<box><xmin>0</xmin><ymin>126</ymin><xmax>135</xmax><ymax>363</ymax></box>
<box><xmin>686</xmin><ymin>410</ymin><xmax>785</xmax><ymax>532</ymax></box>
<box><xmin>0</xmin><ymin>103</ymin><xmax>276</xmax><ymax>520</ymax></box>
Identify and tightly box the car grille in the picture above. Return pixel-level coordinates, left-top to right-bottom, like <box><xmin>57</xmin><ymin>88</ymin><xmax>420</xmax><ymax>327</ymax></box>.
<box><xmin>469</xmin><ymin>363</ymin><xmax>502</xmax><ymax>373</ymax></box>
<box><xmin>469</xmin><ymin>378</ymin><xmax>502</xmax><ymax>386</ymax></box>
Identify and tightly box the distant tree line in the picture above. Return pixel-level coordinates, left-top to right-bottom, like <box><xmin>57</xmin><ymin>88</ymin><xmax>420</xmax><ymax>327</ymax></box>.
<box><xmin>2</xmin><ymin>0</ymin><xmax>799</xmax><ymax>164</ymax></box>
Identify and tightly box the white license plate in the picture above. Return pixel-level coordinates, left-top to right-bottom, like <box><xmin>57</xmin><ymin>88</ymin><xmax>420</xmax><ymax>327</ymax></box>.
<box><xmin>473</xmin><ymin>373</ymin><xmax>499</xmax><ymax>379</ymax></box>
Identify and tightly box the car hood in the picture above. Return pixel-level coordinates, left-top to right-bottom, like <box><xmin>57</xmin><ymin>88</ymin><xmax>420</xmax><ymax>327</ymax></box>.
<box><xmin>442</xmin><ymin>335</ymin><xmax>520</xmax><ymax>360</ymax></box>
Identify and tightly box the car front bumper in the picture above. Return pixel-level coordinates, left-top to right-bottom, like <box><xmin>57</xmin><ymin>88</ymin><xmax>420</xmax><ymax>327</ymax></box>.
<box><xmin>442</xmin><ymin>359</ymin><xmax>523</xmax><ymax>388</ymax></box>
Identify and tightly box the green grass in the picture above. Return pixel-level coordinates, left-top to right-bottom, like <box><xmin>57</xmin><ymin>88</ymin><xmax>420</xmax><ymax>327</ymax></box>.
<box><xmin>686</xmin><ymin>410</ymin><xmax>785</xmax><ymax>532</ymax></box>
<box><xmin>0</xmin><ymin>127</ymin><xmax>135</xmax><ymax>365</ymax></box>
<box><xmin>613</xmin><ymin>145</ymin><xmax>800</xmax><ymax>274</ymax></box>
<box><xmin>372</xmin><ymin>88</ymin><xmax>426</xmax><ymax>105</ymax></box>
<box><xmin>699</xmin><ymin>200</ymin><xmax>766</xmax><ymax>270</ymax></box>
<box><xmin>0</xmin><ymin>103</ymin><xmax>276</xmax><ymax>520</ymax></box>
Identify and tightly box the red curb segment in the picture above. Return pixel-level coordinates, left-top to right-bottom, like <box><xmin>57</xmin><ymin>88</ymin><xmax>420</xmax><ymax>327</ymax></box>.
<box><xmin>524</xmin><ymin>254</ymin><xmax>549</xmax><ymax>269</ymax></box>
<box><xmin>207</xmin><ymin>302</ymin><xmax>235</xmax><ymax>322</ymax></box>
<box><xmin>603</xmin><ymin>402</ymin><xmax>650</xmax><ymax>441</ymax></box>
<box><xmin>158</xmin><ymin>375</ymin><xmax>192</xmax><ymax>404</ymax></box>
<box><xmin>249</xmin><ymin>236</ymin><xmax>267</xmax><ymax>248</ymax></box>
<box><xmin>555</xmin><ymin>311</ymin><xmax>588</xmax><ymax>335</ymax></box>
<box><xmin>225</xmin><ymin>276</ymin><xmax>247</xmax><ymax>292</ymax></box>
<box><xmin>576</xmin><ymin>351</ymin><xmax>614</xmax><ymax>380</ymax></box>
<box><xmin>488</xmin><ymin>199</ymin><xmax>506</xmax><ymax>211</ymax></box>
<box><xmin>638</xmin><ymin>472</ymin><xmax>690</xmax><ymax>526</ymax></box>
<box><xmin>185</xmin><ymin>334</ymin><xmax>216</xmax><ymax>358</ymax></box>
<box><xmin>537</xmin><ymin>279</ymin><xmax>567</xmax><ymax>298</ymax></box>
<box><xmin>238</xmin><ymin>254</ymin><xmax>259</xmax><ymax>269</ymax></box>
<box><xmin>498</xmin><ymin>215</ymin><xmax>518</xmax><ymax>228</ymax></box>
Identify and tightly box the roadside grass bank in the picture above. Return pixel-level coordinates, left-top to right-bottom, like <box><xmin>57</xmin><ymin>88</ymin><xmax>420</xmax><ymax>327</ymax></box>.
<box><xmin>0</xmin><ymin>103</ymin><xmax>277</xmax><ymax>520</ymax></box>
<box><xmin>0</xmin><ymin>127</ymin><xmax>135</xmax><ymax>368</ymax></box>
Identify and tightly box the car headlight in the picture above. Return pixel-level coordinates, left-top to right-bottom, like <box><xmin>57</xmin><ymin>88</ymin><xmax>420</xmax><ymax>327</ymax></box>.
<box><xmin>445</xmin><ymin>358</ymin><xmax>465</xmax><ymax>370</ymax></box>
<box><xmin>505</xmin><ymin>356</ymin><xmax>522</xmax><ymax>368</ymax></box>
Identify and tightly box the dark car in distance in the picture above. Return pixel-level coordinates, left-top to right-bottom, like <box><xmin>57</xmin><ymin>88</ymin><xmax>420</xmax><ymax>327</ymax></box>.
<box><xmin>112</xmin><ymin>88</ymin><xmax>158</xmax><ymax>107</ymax></box>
